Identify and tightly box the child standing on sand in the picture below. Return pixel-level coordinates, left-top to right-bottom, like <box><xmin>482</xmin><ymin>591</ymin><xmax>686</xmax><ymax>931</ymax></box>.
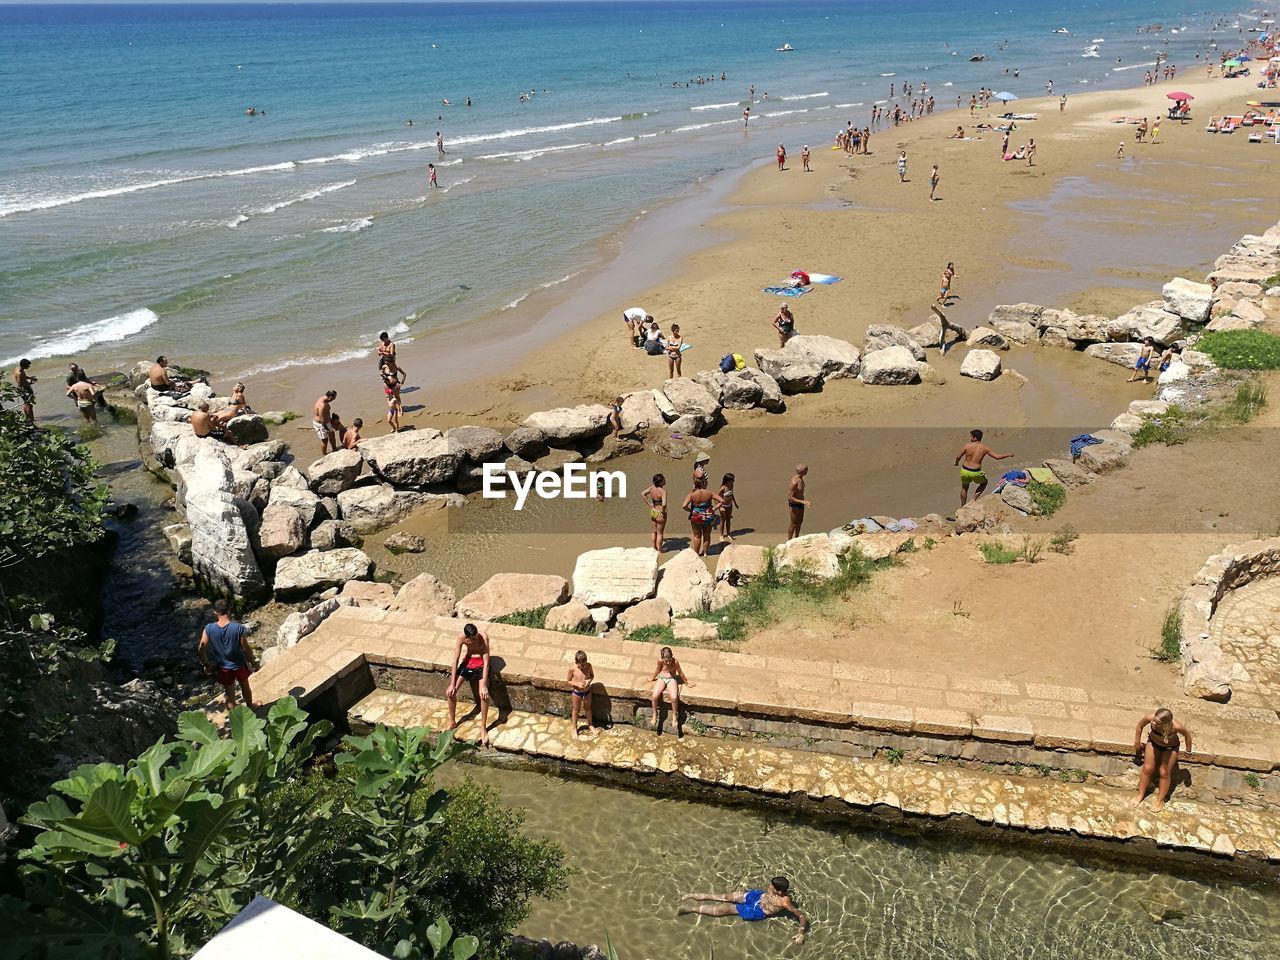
<box><xmin>897</xmin><ymin>151</ymin><xmax>908</xmax><ymax>182</ymax></box>
<box><xmin>717</xmin><ymin>473</ymin><xmax>740</xmax><ymax>544</ymax></box>
<box><xmin>801</xmin><ymin>145</ymin><xmax>811</xmax><ymax>171</ymax></box>
<box><xmin>567</xmin><ymin>651</ymin><xmax>598</xmax><ymax>739</ymax></box>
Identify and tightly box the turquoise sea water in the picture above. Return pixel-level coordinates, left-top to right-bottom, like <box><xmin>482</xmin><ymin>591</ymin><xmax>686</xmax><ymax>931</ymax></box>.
<box><xmin>0</xmin><ymin>1</ymin><xmax>1239</xmax><ymax>377</ymax></box>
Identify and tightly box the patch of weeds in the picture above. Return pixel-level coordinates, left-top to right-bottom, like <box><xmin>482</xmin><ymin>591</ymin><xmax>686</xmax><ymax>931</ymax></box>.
<box><xmin>951</xmin><ymin>600</ymin><xmax>971</xmax><ymax>619</ymax></box>
<box><xmin>278</xmin><ymin>410</ymin><xmax>300</xmax><ymax>423</ymax></box>
<box><xmin>1218</xmin><ymin>377</ymin><xmax>1267</xmax><ymax>425</ymax></box>
<box><xmin>1012</xmin><ymin>763</ymin><xmax>1025</xmax><ymax>776</ymax></box>
<box><xmin>627</xmin><ymin>624</ymin><xmax>676</xmax><ymax>646</ymax></box>
<box><xmin>1049</xmin><ymin>524</ymin><xmax>1079</xmax><ymax>555</ymax></box>
<box><xmin>1154</xmin><ymin>605</ymin><xmax>1182</xmax><ymax>663</ymax></box>
<box><xmin>899</xmin><ymin>537</ymin><xmax>918</xmax><ymax>553</ymax></box>
<box><xmin>979</xmin><ymin>541</ymin><xmax>1021</xmax><ymax>565</ymax></box>
<box><xmin>107</xmin><ymin>403</ymin><xmax>138</xmax><ymax>424</ymax></box>
<box><xmin>174</xmin><ymin>364</ymin><xmax>212</xmax><ymax>380</ymax></box>
<box><xmin>1033</xmin><ymin>764</ymin><xmax>1053</xmax><ymax>777</ymax></box>
<box><xmin>1194</xmin><ymin>330</ymin><xmax>1280</xmax><ymax>370</ymax></box>
<box><xmin>492</xmin><ymin>605</ymin><xmax>553</xmax><ymax>630</ymax></box>
<box><xmin>922</xmin><ymin>537</ymin><xmax>937</xmax><ymax>550</ymax></box>
<box><xmin>882</xmin><ymin>747</ymin><xmax>904</xmax><ymax>765</ymax></box>
<box><xmin>1131</xmin><ymin>405</ymin><xmax>1189</xmax><ymax>448</ymax></box>
<box><xmin>1026</xmin><ymin>479</ymin><xmax>1066</xmax><ymax>517</ymax></box>
<box><xmin>1244</xmin><ymin>773</ymin><xmax>1261</xmax><ymax>789</ymax></box>
<box><xmin>1019</xmin><ymin>536</ymin><xmax>1045</xmax><ymax>564</ymax></box>
<box><xmin>686</xmin><ymin>716</ymin><xmax>710</xmax><ymax>736</ymax></box>
<box><xmin>1057</xmin><ymin>768</ymin><xmax>1087</xmax><ymax>784</ymax></box>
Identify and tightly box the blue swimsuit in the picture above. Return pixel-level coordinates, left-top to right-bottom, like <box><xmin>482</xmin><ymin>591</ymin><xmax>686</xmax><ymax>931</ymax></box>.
<box><xmin>736</xmin><ymin>889</ymin><xmax>767</xmax><ymax>921</ymax></box>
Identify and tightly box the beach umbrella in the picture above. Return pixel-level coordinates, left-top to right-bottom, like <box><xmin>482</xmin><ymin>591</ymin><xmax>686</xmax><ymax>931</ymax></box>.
<box><xmin>1224</xmin><ymin>59</ymin><xmax>1242</xmax><ymax>68</ymax></box>
<box><xmin>1166</xmin><ymin>92</ymin><xmax>1194</xmax><ymax>100</ymax></box>
<box><xmin>994</xmin><ymin>91</ymin><xmax>1018</xmax><ymax>103</ymax></box>
<box><xmin>1238</xmin><ymin>55</ymin><xmax>1253</xmax><ymax>62</ymax></box>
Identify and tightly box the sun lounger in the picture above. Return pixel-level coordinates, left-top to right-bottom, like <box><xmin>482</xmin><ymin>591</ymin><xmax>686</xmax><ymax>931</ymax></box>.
<box><xmin>1249</xmin><ymin>132</ymin><xmax>1264</xmax><ymax>142</ymax></box>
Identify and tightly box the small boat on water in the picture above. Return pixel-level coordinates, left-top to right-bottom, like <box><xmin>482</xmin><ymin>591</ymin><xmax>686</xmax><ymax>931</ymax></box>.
<box><xmin>776</xmin><ymin>43</ymin><xmax>795</xmax><ymax>53</ymax></box>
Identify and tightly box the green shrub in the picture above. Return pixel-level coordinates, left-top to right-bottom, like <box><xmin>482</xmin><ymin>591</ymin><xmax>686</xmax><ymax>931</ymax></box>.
<box><xmin>492</xmin><ymin>605</ymin><xmax>553</xmax><ymax>630</ymax></box>
<box><xmin>1194</xmin><ymin>330</ymin><xmax>1280</xmax><ymax>370</ymax></box>
<box><xmin>1019</xmin><ymin>536</ymin><xmax>1045</xmax><ymax>564</ymax></box>
<box><xmin>1155</xmin><ymin>605</ymin><xmax>1183</xmax><ymax>662</ymax></box>
<box><xmin>627</xmin><ymin>624</ymin><xmax>676</xmax><ymax>646</ymax></box>
<box><xmin>1131</xmin><ymin>406</ymin><xmax>1189</xmax><ymax>448</ymax></box>
<box><xmin>1026</xmin><ymin>479</ymin><xmax>1066</xmax><ymax>516</ymax></box>
<box><xmin>1049</xmin><ymin>525</ymin><xmax>1079</xmax><ymax>554</ymax></box>
<box><xmin>1219</xmin><ymin>377</ymin><xmax>1267</xmax><ymax>424</ymax></box>
<box><xmin>978</xmin><ymin>541</ymin><xmax>1021</xmax><ymax>564</ymax></box>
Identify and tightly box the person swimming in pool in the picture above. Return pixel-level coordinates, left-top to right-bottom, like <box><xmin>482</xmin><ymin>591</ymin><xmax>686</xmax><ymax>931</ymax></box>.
<box><xmin>678</xmin><ymin>876</ymin><xmax>809</xmax><ymax>945</ymax></box>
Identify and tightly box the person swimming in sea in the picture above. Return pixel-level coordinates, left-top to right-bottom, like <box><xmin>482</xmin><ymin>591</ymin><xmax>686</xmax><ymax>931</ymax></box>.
<box><xmin>678</xmin><ymin>876</ymin><xmax>809</xmax><ymax>945</ymax></box>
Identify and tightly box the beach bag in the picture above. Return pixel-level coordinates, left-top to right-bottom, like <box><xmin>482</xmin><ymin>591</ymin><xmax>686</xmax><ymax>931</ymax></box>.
<box><xmin>719</xmin><ymin>354</ymin><xmax>736</xmax><ymax>373</ymax></box>
<box><xmin>732</xmin><ymin>353</ymin><xmax>746</xmax><ymax>371</ymax></box>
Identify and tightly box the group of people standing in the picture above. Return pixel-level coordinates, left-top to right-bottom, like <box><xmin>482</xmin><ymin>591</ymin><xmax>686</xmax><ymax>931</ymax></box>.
<box><xmin>623</xmin><ymin>307</ymin><xmax>685</xmax><ymax>378</ymax></box>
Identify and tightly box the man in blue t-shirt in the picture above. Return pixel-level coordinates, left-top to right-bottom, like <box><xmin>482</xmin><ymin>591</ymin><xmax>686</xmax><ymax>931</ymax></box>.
<box><xmin>197</xmin><ymin>599</ymin><xmax>259</xmax><ymax>709</ymax></box>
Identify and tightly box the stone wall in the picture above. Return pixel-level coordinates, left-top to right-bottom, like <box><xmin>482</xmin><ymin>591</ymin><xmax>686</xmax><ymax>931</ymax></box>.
<box><xmin>1179</xmin><ymin>537</ymin><xmax>1280</xmax><ymax>702</ymax></box>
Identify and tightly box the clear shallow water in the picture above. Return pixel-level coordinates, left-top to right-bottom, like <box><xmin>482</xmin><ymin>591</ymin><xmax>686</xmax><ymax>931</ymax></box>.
<box><xmin>0</xmin><ymin>1</ymin><xmax>1230</xmax><ymax>378</ymax></box>
<box><xmin>448</xmin><ymin>761</ymin><xmax>1279</xmax><ymax>960</ymax></box>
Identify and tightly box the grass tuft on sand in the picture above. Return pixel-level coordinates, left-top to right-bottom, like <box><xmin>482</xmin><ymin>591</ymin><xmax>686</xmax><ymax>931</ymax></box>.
<box><xmin>1026</xmin><ymin>479</ymin><xmax>1066</xmax><ymax>517</ymax></box>
<box><xmin>979</xmin><ymin>542</ymin><xmax>1021</xmax><ymax>565</ymax></box>
<box><xmin>1155</xmin><ymin>605</ymin><xmax>1183</xmax><ymax>663</ymax></box>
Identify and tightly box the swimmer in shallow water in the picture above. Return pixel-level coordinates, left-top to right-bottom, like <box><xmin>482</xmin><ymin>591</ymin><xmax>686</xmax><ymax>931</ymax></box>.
<box><xmin>678</xmin><ymin>876</ymin><xmax>809</xmax><ymax>945</ymax></box>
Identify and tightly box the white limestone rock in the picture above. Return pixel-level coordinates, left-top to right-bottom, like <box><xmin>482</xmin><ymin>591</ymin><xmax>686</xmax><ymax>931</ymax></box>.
<box><xmin>457</xmin><ymin>573</ymin><xmax>569</xmax><ymax>621</ymax></box>
<box><xmin>274</xmin><ymin>548</ymin><xmax>372</xmax><ymax>599</ymax></box>
<box><xmin>1162</xmin><ymin>278</ymin><xmax>1214</xmax><ymax>324</ymax></box>
<box><xmin>960</xmin><ymin>349</ymin><xmax>1002</xmax><ymax>381</ymax></box>
<box><xmin>360</xmin><ymin>429</ymin><xmax>460</xmax><ymax>487</ymax></box>
<box><xmin>177</xmin><ymin>444</ymin><xmax>267</xmax><ymax>601</ymax></box>
<box><xmin>655</xmin><ymin>548</ymin><xmax>715</xmax><ymax>616</ymax></box>
<box><xmin>571</xmin><ymin>547</ymin><xmax>660</xmax><ymax>606</ymax></box>
<box><xmin>859</xmin><ymin>346</ymin><xmax>922</xmax><ymax>385</ymax></box>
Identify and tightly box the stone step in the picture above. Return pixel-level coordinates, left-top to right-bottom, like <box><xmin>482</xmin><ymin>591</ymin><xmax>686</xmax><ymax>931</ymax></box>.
<box><xmin>346</xmin><ymin>688</ymin><xmax>1280</xmax><ymax>864</ymax></box>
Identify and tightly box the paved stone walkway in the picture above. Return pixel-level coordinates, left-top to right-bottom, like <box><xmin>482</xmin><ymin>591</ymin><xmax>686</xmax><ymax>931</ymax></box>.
<box><xmin>1211</xmin><ymin>577</ymin><xmax>1280</xmax><ymax>713</ymax></box>
<box><xmin>252</xmin><ymin>606</ymin><xmax>1280</xmax><ymax>774</ymax></box>
<box><xmin>348</xmin><ymin>689</ymin><xmax>1280</xmax><ymax>863</ymax></box>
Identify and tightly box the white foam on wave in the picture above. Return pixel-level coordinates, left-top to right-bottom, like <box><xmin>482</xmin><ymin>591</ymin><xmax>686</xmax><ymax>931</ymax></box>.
<box><xmin>390</xmin><ymin>320</ymin><xmax>411</xmax><ymax>335</ymax></box>
<box><xmin>438</xmin><ymin>175</ymin><xmax>475</xmax><ymax>193</ymax></box>
<box><xmin>501</xmin><ymin>270</ymin><xmax>582</xmax><ymax>311</ymax></box>
<box><xmin>0</xmin><ymin>162</ymin><xmax>297</xmax><ymax>219</ymax></box>
<box><xmin>449</xmin><ymin>116</ymin><xmax>622</xmax><ymax>147</ymax></box>
<box><xmin>781</xmin><ymin>91</ymin><xmax>829</xmax><ymax>101</ymax></box>
<box><xmin>1112</xmin><ymin>62</ymin><xmax>1156</xmax><ymax>71</ymax></box>
<box><xmin>763</xmin><ymin>109</ymin><xmax>809</xmax><ymax>118</ymax></box>
<box><xmin>237</xmin><ymin>345</ymin><xmax>372</xmax><ymax>378</ymax></box>
<box><xmin>230</xmin><ymin>179</ymin><xmax>356</xmax><ymax>226</ymax></box>
<box><xmin>833</xmin><ymin>103</ymin><xmax>863</xmax><ymax>109</ymax></box>
<box><xmin>477</xmin><ymin>142</ymin><xmax>591</xmax><ymax>162</ymax></box>
<box><xmin>2</xmin><ymin>307</ymin><xmax>159</xmax><ymax>366</ymax></box>
<box><xmin>673</xmin><ymin>118</ymin><xmax>740</xmax><ymax>133</ymax></box>
<box><xmin>320</xmin><ymin>217</ymin><xmax>372</xmax><ymax>234</ymax></box>
<box><xmin>691</xmin><ymin>101</ymin><xmax>739</xmax><ymax>111</ymax></box>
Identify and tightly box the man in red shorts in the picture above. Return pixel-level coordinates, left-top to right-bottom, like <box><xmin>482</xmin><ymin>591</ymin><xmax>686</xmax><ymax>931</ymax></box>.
<box><xmin>198</xmin><ymin>599</ymin><xmax>259</xmax><ymax>709</ymax></box>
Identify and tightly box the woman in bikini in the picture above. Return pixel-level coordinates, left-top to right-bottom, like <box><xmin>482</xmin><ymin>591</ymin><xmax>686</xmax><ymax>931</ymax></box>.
<box><xmin>642</xmin><ymin>474</ymin><xmax>668</xmax><ymax>552</ymax></box>
<box><xmin>683</xmin><ymin>477</ymin><xmax>723</xmax><ymax>557</ymax></box>
<box><xmin>446</xmin><ymin>623</ymin><xmax>492</xmax><ymax>747</ymax></box>
<box><xmin>649</xmin><ymin>646</ymin><xmax>693</xmax><ymax>737</ymax></box>
<box><xmin>381</xmin><ymin>361</ymin><xmax>403</xmax><ymax>433</ymax></box>
<box><xmin>609</xmin><ymin>395</ymin><xmax>624</xmax><ymax>437</ymax></box>
<box><xmin>213</xmin><ymin>381</ymin><xmax>252</xmax><ymax>426</ymax></box>
<box><xmin>666</xmin><ymin>323</ymin><xmax>684</xmax><ymax>378</ymax></box>
<box><xmin>1131</xmin><ymin>707</ymin><xmax>1192</xmax><ymax>811</ymax></box>
<box><xmin>773</xmin><ymin>303</ymin><xmax>795</xmax><ymax>347</ymax></box>
<box><xmin>717</xmin><ymin>472</ymin><xmax>740</xmax><ymax>544</ymax></box>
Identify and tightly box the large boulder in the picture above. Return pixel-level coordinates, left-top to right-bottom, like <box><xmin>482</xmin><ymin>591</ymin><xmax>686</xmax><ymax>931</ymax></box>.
<box><xmin>571</xmin><ymin>547</ymin><xmax>660</xmax><ymax>606</ymax></box>
<box><xmin>966</xmin><ymin>327</ymin><xmax>1010</xmax><ymax>351</ymax></box>
<box><xmin>661</xmin><ymin>379</ymin><xmax>721</xmax><ymax>424</ymax></box>
<box><xmin>692</xmin><ymin>370</ymin><xmax>725</xmax><ymax>403</ymax></box>
<box><xmin>255</xmin><ymin>502</ymin><xmax>307</xmax><ymax>560</ymax></box>
<box><xmin>226</xmin><ymin>414</ymin><xmax>268</xmax><ymax>445</ymax></box>
<box><xmin>360</xmin><ymin>430</ymin><xmax>460</xmax><ymax>487</ymax></box>
<box><xmin>859</xmin><ymin>345</ymin><xmax>922</xmax><ymax>385</ymax></box>
<box><xmin>307</xmin><ymin>448</ymin><xmax>364</xmax><ymax>496</ymax></box>
<box><xmin>988</xmin><ymin>318</ymin><xmax>1037</xmax><ymax>344</ymax></box>
<box><xmin>445</xmin><ymin>425</ymin><xmax>506</xmax><ymax>463</ymax></box>
<box><xmin>269</xmin><ymin>597</ymin><xmax>345</xmax><ymax>660</ymax></box>
<box><xmin>719</xmin><ymin>372</ymin><xmax>764</xmax><ymax>409</ymax></box>
<box><xmin>523</xmin><ymin>405</ymin><xmax>612</xmax><ymax>444</ymax></box>
<box><xmin>389</xmin><ymin>573</ymin><xmax>457</xmax><ymax>617</ymax></box>
<box><xmin>735</xmin><ymin>368</ymin><xmax>785</xmax><ymax>412</ymax></box>
<box><xmin>336</xmin><ymin>484</ymin><xmax>431</xmax><ymax>533</ymax></box>
<box><xmin>999</xmin><ymin>484</ymin><xmax>1038</xmax><ymax>515</ymax></box>
<box><xmin>310</xmin><ymin>519</ymin><xmax>362</xmax><ymax>551</ymax></box>
<box><xmin>163</xmin><ymin>522</ymin><xmax>193</xmax><ymax>565</ymax></box>
<box><xmin>1077</xmin><ymin>441</ymin><xmax>1129</xmax><ymax>474</ymax></box>
<box><xmin>545</xmin><ymin>599</ymin><xmax>593</xmax><ymax>633</ymax></box>
<box><xmin>619</xmin><ymin>391</ymin><xmax>665</xmax><ymax>435</ymax></box>
<box><xmin>715</xmin><ymin>543</ymin><xmax>769</xmax><ymax>583</ymax></box>
<box><xmin>752</xmin><ymin>349</ymin><xmax>824</xmax><ymax>393</ymax></box>
<box><xmin>1084</xmin><ymin>342</ymin><xmax>1144</xmax><ymax>368</ymax></box>
<box><xmin>338</xmin><ymin>580</ymin><xmax>396</xmax><ymax>609</ymax></box>
<box><xmin>651</xmin><ymin>389</ymin><xmax>679</xmax><ymax>421</ymax></box>
<box><xmin>774</xmin><ymin>534</ymin><xmax>840</xmax><ymax>579</ymax></box>
<box><xmin>268</xmin><ymin>484</ymin><xmax>322</xmax><ymax>529</ymax></box>
<box><xmin>456</xmin><ymin>573</ymin><xmax>569</xmax><ymax>621</ymax></box>
<box><xmin>504</xmin><ymin>425</ymin><xmax>549</xmax><ymax>460</ymax></box>
<box><xmin>1107</xmin><ymin>303</ymin><xmax>1185</xmax><ymax>345</ymax></box>
<box><xmin>960</xmin><ymin>349</ymin><xmax>1002</xmax><ymax>381</ymax></box>
<box><xmin>655</xmin><ymin>548</ymin><xmax>715</xmax><ymax>615</ymax></box>
<box><xmin>988</xmin><ymin>303</ymin><xmax>1045</xmax><ymax>328</ymax></box>
<box><xmin>782</xmin><ymin>334</ymin><xmax>861</xmax><ymax>379</ymax></box>
<box><xmin>1044</xmin><ymin>458</ymin><xmax>1096</xmax><ymax>488</ymax></box>
<box><xmin>616</xmin><ymin>597</ymin><xmax>673</xmax><ymax>634</ymax></box>
<box><xmin>176</xmin><ymin>445</ymin><xmax>267</xmax><ymax>601</ymax></box>
<box><xmin>907</xmin><ymin>319</ymin><xmax>944</xmax><ymax>348</ymax></box>
<box><xmin>1208</xmin><ymin>256</ymin><xmax>1276</xmax><ymax>286</ymax></box>
<box><xmin>1162</xmin><ymin>278</ymin><xmax>1213</xmax><ymax>323</ymax></box>
<box><xmin>274</xmin><ymin>548</ymin><xmax>373</xmax><ymax>599</ymax></box>
<box><xmin>864</xmin><ymin>325</ymin><xmax>925</xmax><ymax>361</ymax></box>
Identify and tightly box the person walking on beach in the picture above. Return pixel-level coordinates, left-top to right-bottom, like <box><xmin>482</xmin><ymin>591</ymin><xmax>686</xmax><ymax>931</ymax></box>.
<box><xmin>954</xmin><ymin>428</ymin><xmax>1012</xmax><ymax>506</ymax></box>
<box><xmin>776</xmin><ymin>144</ymin><xmax>786</xmax><ymax>170</ymax></box>
<box><xmin>382</xmin><ymin>362</ymin><xmax>403</xmax><ymax>432</ymax></box>
<box><xmin>649</xmin><ymin>646</ymin><xmax>692</xmax><ymax>737</ymax></box>
<box><xmin>312</xmin><ymin>390</ymin><xmax>338</xmax><ymax>455</ymax></box>
<box><xmin>446</xmin><ymin>622</ymin><xmax>492</xmax><ymax>748</ymax></box>
<box><xmin>773</xmin><ymin>303</ymin><xmax>796</xmax><ymax>347</ymax></box>
<box><xmin>642</xmin><ymin>473</ymin><xmax>667</xmax><ymax>551</ymax></box>
<box><xmin>743</xmin><ymin>106</ymin><xmax>751</xmax><ymax>126</ymax></box>
<box><xmin>435</xmin><ymin>131</ymin><xmax>446</xmax><ymax>154</ymax></box>
<box><xmin>1025</xmin><ymin>138</ymin><xmax>1037</xmax><ymax>166</ymax></box>
<box><xmin>1131</xmin><ymin>708</ymin><xmax>1191</xmax><ymax>811</ymax></box>
<box><xmin>678</xmin><ymin>877</ymin><xmax>808</xmax><ymax>945</ymax></box>
<box><xmin>929</xmin><ymin>164</ymin><xmax>940</xmax><ymax>201</ymax></box>
<box><xmin>197</xmin><ymin>600</ymin><xmax>258</xmax><ymax>711</ymax></box>
<box><xmin>428</xmin><ymin>162</ymin><xmax>439</xmax><ymax>188</ymax></box>
<box><xmin>787</xmin><ymin>464</ymin><xmax>810</xmax><ymax>540</ymax></box>
<box><xmin>717</xmin><ymin>473</ymin><xmax>740</xmax><ymax>544</ymax></box>
<box><xmin>937</xmin><ymin>262</ymin><xmax>956</xmax><ymax>304</ymax></box>
<box><xmin>1000</xmin><ymin>131</ymin><xmax>1010</xmax><ymax>158</ymax></box>
<box><xmin>897</xmin><ymin>151</ymin><xmax>908</xmax><ymax>182</ymax></box>
<box><xmin>1060</xmin><ymin>94</ymin><xmax>1067</xmax><ymax>112</ymax></box>
<box><xmin>665</xmin><ymin>323</ymin><xmax>684</xmax><ymax>378</ymax></box>
<box><xmin>12</xmin><ymin>359</ymin><xmax>37</xmax><ymax>424</ymax></box>
<box><xmin>683</xmin><ymin>477</ymin><xmax>722</xmax><ymax>556</ymax></box>
<box><xmin>801</xmin><ymin>145</ymin><xmax>811</xmax><ymax>171</ymax></box>
<box><xmin>1151</xmin><ymin>118</ymin><xmax>1161</xmax><ymax>143</ymax></box>
<box><xmin>1115</xmin><ymin>141</ymin><xmax>1125</xmax><ymax>160</ymax></box>
<box><xmin>378</xmin><ymin>331</ymin><xmax>406</xmax><ymax>383</ymax></box>
<box><xmin>1128</xmin><ymin>337</ymin><xmax>1157</xmax><ymax>383</ymax></box>
<box><xmin>567</xmin><ymin>650</ymin><xmax>598</xmax><ymax>739</ymax></box>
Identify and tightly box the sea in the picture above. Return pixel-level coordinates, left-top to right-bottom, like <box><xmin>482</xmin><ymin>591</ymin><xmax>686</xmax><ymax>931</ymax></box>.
<box><xmin>0</xmin><ymin>1</ymin><xmax>1247</xmax><ymax>380</ymax></box>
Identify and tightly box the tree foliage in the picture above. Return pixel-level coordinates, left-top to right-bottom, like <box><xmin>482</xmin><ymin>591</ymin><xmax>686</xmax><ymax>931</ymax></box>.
<box><xmin>1</xmin><ymin>700</ymin><xmax>564</xmax><ymax>960</ymax></box>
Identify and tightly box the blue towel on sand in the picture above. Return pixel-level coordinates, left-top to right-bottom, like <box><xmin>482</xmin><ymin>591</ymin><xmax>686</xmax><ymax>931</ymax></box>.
<box><xmin>1070</xmin><ymin>434</ymin><xmax>1103</xmax><ymax>459</ymax></box>
<box><xmin>764</xmin><ymin>285</ymin><xmax>809</xmax><ymax>297</ymax></box>
<box><xmin>993</xmin><ymin>470</ymin><xmax>1028</xmax><ymax>494</ymax></box>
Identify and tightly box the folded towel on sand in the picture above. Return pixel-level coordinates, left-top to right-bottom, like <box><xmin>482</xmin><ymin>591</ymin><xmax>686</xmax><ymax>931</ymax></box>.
<box><xmin>764</xmin><ymin>285</ymin><xmax>809</xmax><ymax>297</ymax></box>
<box><xmin>1027</xmin><ymin>467</ymin><xmax>1055</xmax><ymax>484</ymax></box>
<box><xmin>844</xmin><ymin>517</ymin><xmax>882</xmax><ymax>534</ymax></box>
<box><xmin>806</xmin><ymin>273</ymin><xmax>844</xmax><ymax>285</ymax></box>
<box><xmin>993</xmin><ymin>470</ymin><xmax>1028</xmax><ymax>494</ymax></box>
